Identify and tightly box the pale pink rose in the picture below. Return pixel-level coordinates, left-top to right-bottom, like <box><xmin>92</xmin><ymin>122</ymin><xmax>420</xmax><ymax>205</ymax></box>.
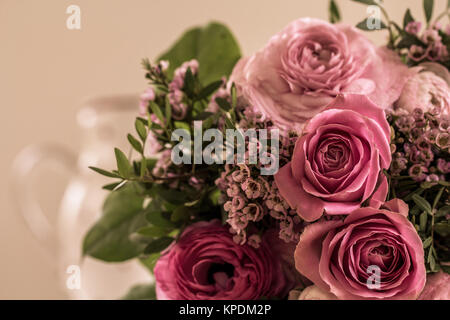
<box><xmin>418</xmin><ymin>271</ymin><xmax>450</xmax><ymax>300</ymax></box>
<box><xmin>231</xmin><ymin>18</ymin><xmax>415</xmax><ymax>132</ymax></box>
<box><xmin>289</xmin><ymin>285</ymin><xmax>338</xmax><ymax>300</ymax></box>
<box><xmin>396</xmin><ymin>62</ymin><xmax>450</xmax><ymax>115</ymax></box>
<box><xmin>295</xmin><ymin>199</ymin><xmax>426</xmax><ymax>300</ymax></box>
<box><xmin>154</xmin><ymin>220</ymin><xmax>290</xmax><ymax>300</ymax></box>
<box><xmin>274</xmin><ymin>94</ymin><xmax>391</xmax><ymax>222</ymax></box>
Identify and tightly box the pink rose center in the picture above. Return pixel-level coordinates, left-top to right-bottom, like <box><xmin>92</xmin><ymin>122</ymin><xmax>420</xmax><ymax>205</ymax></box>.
<box><xmin>281</xmin><ymin>31</ymin><xmax>358</xmax><ymax>94</ymax></box>
<box><xmin>192</xmin><ymin>261</ymin><xmax>235</xmax><ymax>290</ymax></box>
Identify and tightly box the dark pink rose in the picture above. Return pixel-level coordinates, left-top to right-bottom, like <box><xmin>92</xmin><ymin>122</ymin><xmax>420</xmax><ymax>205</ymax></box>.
<box><xmin>295</xmin><ymin>199</ymin><xmax>426</xmax><ymax>300</ymax></box>
<box><xmin>418</xmin><ymin>271</ymin><xmax>450</xmax><ymax>300</ymax></box>
<box><xmin>154</xmin><ymin>220</ymin><xmax>290</xmax><ymax>300</ymax></box>
<box><xmin>275</xmin><ymin>94</ymin><xmax>391</xmax><ymax>221</ymax></box>
<box><xmin>231</xmin><ymin>18</ymin><xmax>415</xmax><ymax>132</ymax></box>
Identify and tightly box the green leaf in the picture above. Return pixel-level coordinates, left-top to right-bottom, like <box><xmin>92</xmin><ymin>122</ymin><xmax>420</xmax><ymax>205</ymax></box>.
<box><xmin>423</xmin><ymin>237</ymin><xmax>433</xmax><ymax>248</ymax></box>
<box><xmin>198</xmin><ymin>80</ymin><xmax>223</xmax><ymax>100</ymax></box>
<box><xmin>193</xmin><ymin>111</ymin><xmax>214</xmax><ymax>120</ymax></box>
<box><xmin>114</xmin><ymin>148</ymin><xmax>133</xmax><ymax>178</ymax></box>
<box><xmin>173</xmin><ymin>121</ymin><xmax>191</xmax><ymax>132</ymax></box>
<box><xmin>127</xmin><ymin>134</ymin><xmax>143</xmax><ymax>154</ymax></box>
<box><xmin>102</xmin><ymin>182</ymin><xmax>123</xmax><ymax>191</ymax></box>
<box><xmin>140</xmin><ymin>157</ymin><xmax>147</xmax><ymax>177</ymax></box>
<box><xmin>135</xmin><ymin>118</ymin><xmax>148</xmax><ymax>142</ymax></box>
<box><xmin>424</xmin><ymin>0</ymin><xmax>434</xmax><ymax>23</ymax></box>
<box><xmin>157</xmin><ymin>22</ymin><xmax>241</xmax><ymax>85</ymax></box>
<box><xmin>150</xmin><ymin>185</ymin><xmax>188</xmax><ymax>205</ymax></box>
<box><xmin>351</xmin><ymin>0</ymin><xmax>378</xmax><ymax>5</ymax></box>
<box><xmin>144</xmin><ymin>236</ymin><xmax>174</xmax><ymax>254</ymax></box>
<box><xmin>208</xmin><ymin>188</ymin><xmax>221</xmax><ymax>206</ymax></box>
<box><xmin>434</xmin><ymin>221</ymin><xmax>450</xmax><ymax>237</ymax></box>
<box><xmin>412</xmin><ymin>194</ymin><xmax>432</xmax><ymax>214</ymax></box>
<box><xmin>436</xmin><ymin>206</ymin><xmax>450</xmax><ymax>217</ymax></box>
<box><xmin>121</xmin><ymin>284</ymin><xmax>156</xmax><ymax>300</ymax></box>
<box><xmin>171</xmin><ymin>206</ymin><xmax>191</xmax><ymax>222</ymax></box>
<box><xmin>88</xmin><ymin>166</ymin><xmax>122</xmax><ymax>179</ymax></box>
<box><xmin>356</xmin><ymin>18</ymin><xmax>387</xmax><ymax>31</ymax></box>
<box><xmin>164</xmin><ymin>97</ymin><xmax>172</xmax><ymax>121</ymax></box>
<box><xmin>82</xmin><ymin>183</ymin><xmax>147</xmax><ymax>262</ymax></box>
<box><xmin>429</xmin><ymin>252</ymin><xmax>436</xmax><ymax>271</ymax></box>
<box><xmin>442</xmin><ymin>264</ymin><xmax>450</xmax><ymax>274</ymax></box>
<box><xmin>145</xmin><ymin>200</ymin><xmax>177</xmax><ymax>229</ymax></box>
<box><xmin>140</xmin><ymin>253</ymin><xmax>160</xmax><ymax>274</ymax></box>
<box><xmin>329</xmin><ymin>0</ymin><xmax>341</xmax><ymax>23</ymax></box>
<box><xmin>403</xmin><ymin>9</ymin><xmax>415</xmax><ymax>28</ymax></box>
<box><xmin>183</xmin><ymin>67</ymin><xmax>196</xmax><ymax>97</ymax></box>
<box><xmin>149</xmin><ymin>101</ymin><xmax>165</xmax><ymax>125</ymax></box>
<box><xmin>396</xmin><ymin>34</ymin><xmax>424</xmax><ymax>49</ymax></box>
<box><xmin>419</xmin><ymin>211</ymin><xmax>428</xmax><ymax>232</ymax></box>
<box><xmin>136</xmin><ymin>225</ymin><xmax>170</xmax><ymax>238</ymax></box>
<box><xmin>215</xmin><ymin>97</ymin><xmax>231</xmax><ymax>111</ymax></box>
<box><xmin>433</xmin><ymin>186</ymin><xmax>445</xmax><ymax>210</ymax></box>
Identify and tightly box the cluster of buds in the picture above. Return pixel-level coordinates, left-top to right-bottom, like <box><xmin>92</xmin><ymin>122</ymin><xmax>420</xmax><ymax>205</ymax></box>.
<box><xmin>168</xmin><ymin>59</ymin><xmax>199</xmax><ymax>120</ymax></box>
<box><xmin>389</xmin><ymin>106</ymin><xmax>450</xmax><ymax>182</ymax></box>
<box><xmin>215</xmin><ymin>104</ymin><xmax>303</xmax><ymax>246</ymax></box>
<box><xmin>406</xmin><ymin>22</ymin><xmax>449</xmax><ymax>63</ymax></box>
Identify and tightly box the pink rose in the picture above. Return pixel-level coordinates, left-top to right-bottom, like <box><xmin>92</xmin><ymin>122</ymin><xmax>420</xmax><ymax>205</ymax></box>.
<box><xmin>295</xmin><ymin>199</ymin><xmax>426</xmax><ymax>300</ymax></box>
<box><xmin>418</xmin><ymin>271</ymin><xmax>450</xmax><ymax>300</ymax></box>
<box><xmin>396</xmin><ymin>62</ymin><xmax>450</xmax><ymax>115</ymax></box>
<box><xmin>231</xmin><ymin>18</ymin><xmax>415</xmax><ymax>132</ymax></box>
<box><xmin>154</xmin><ymin>220</ymin><xmax>289</xmax><ymax>300</ymax></box>
<box><xmin>274</xmin><ymin>94</ymin><xmax>391</xmax><ymax>222</ymax></box>
<box><xmin>289</xmin><ymin>285</ymin><xmax>338</xmax><ymax>300</ymax></box>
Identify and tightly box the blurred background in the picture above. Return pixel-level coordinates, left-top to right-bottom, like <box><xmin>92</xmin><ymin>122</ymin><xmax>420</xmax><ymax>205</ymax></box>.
<box><xmin>0</xmin><ymin>0</ymin><xmax>447</xmax><ymax>299</ymax></box>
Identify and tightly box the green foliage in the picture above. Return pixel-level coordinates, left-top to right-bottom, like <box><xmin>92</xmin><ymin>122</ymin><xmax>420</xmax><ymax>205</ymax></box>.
<box><xmin>403</xmin><ymin>9</ymin><xmax>415</xmax><ymax>28</ymax></box>
<box><xmin>121</xmin><ymin>284</ymin><xmax>156</xmax><ymax>300</ymax></box>
<box><xmin>144</xmin><ymin>237</ymin><xmax>174</xmax><ymax>254</ymax></box>
<box><xmin>356</xmin><ymin>18</ymin><xmax>387</xmax><ymax>31</ymax></box>
<box><xmin>82</xmin><ymin>183</ymin><xmax>148</xmax><ymax>262</ymax></box>
<box><xmin>423</xmin><ymin>0</ymin><xmax>434</xmax><ymax>24</ymax></box>
<box><xmin>351</xmin><ymin>0</ymin><xmax>379</xmax><ymax>5</ymax></box>
<box><xmin>329</xmin><ymin>0</ymin><xmax>341</xmax><ymax>24</ymax></box>
<box><xmin>114</xmin><ymin>148</ymin><xmax>133</xmax><ymax>179</ymax></box>
<box><xmin>157</xmin><ymin>22</ymin><xmax>241</xmax><ymax>85</ymax></box>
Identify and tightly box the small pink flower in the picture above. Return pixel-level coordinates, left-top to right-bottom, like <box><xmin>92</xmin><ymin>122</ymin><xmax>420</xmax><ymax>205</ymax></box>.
<box><xmin>241</xmin><ymin>178</ymin><xmax>262</xmax><ymax>199</ymax></box>
<box><xmin>422</xmin><ymin>29</ymin><xmax>441</xmax><ymax>44</ymax></box>
<box><xmin>139</xmin><ymin>87</ymin><xmax>156</xmax><ymax>116</ymax></box>
<box><xmin>408</xmin><ymin>45</ymin><xmax>428</xmax><ymax>62</ymax></box>
<box><xmin>247</xmin><ymin>234</ymin><xmax>262</xmax><ymax>248</ymax></box>
<box><xmin>159</xmin><ymin>60</ymin><xmax>169</xmax><ymax>71</ymax></box>
<box><xmin>405</xmin><ymin>21</ymin><xmax>422</xmax><ymax>35</ymax></box>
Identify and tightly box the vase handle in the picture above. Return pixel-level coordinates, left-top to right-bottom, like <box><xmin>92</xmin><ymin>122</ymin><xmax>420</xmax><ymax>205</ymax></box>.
<box><xmin>11</xmin><ymin>144</ymin><xmax>77</xmax><ymax>258</ymax></box>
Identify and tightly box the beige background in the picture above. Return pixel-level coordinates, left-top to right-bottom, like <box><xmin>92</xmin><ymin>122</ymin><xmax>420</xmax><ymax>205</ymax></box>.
<box><xmin>0</xmin><ymin>0</ymin><xmax>447</xmax><ymax>299</ymax></box>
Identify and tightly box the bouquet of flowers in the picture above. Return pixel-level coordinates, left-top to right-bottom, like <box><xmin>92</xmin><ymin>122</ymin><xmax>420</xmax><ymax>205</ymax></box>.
<box><xmin>85</xmin><ymin>0</ymin><xmax>449</xmax><ymax>300</ymax></box>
